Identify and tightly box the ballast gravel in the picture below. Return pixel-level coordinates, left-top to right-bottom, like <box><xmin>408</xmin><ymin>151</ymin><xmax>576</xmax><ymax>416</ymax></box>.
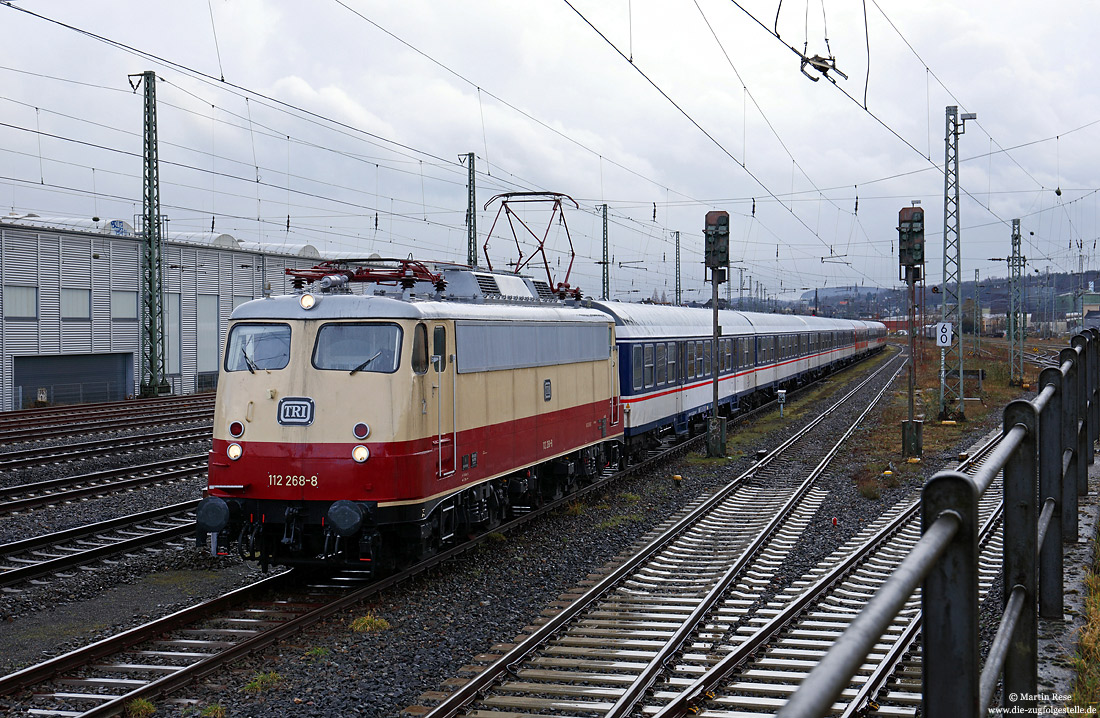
<box><xmin>0</xmin><ymin>351</ymin><xmax>1048</xmax><ymax>717</ymax></box>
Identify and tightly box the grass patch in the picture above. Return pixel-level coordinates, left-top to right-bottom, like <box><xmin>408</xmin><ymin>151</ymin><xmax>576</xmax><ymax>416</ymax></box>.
<box><xmin>303</xmin><ymin>646</ymin><xmax>330</xmax><ymax>662</ymax></box>
<box><xmin>486</xmin><ymin>531</ymin><xmax>506</xmax><ymax>543</ymax></box>
<box><xmin>619</xmin><ymin>492</ymin><xmax>640</xmax><ymax>503</ymax></box>
<box><xmin>843</xmin><ymin>340</ymin><xmax>1039</xmax><ymax>490</ymax></box>
<box><xmin>242</xmin><ymin>670</ymin><xmax>282</xmax><ymax>693</ymax></box>
<box><xmin>125</xmin><ymin>698</ymin><xmax>156</xmax><ymax>718</ymax></box>
<box><xmin>350</xmin><ymin>612</ymin><xmax>391</xmax><ymax>633</ymax></box>
<box><xmin>1071</xmin><ymin>540</ymin><xmax>1100</xmax><ymax>707</ymax></box>
<box><xmin>597</xmin><ymin>514</ymin><xmax>643</xmax><ymax>530</ymax></box>
<box><xmin>199</xmin><ymin>705</ymin><xmax>228</xmax><ymax>718</ymax></box>
<box><xmin>564</xmin><ymin>500</ymin><xmax>585</xmax><ymax>516</ymax></box>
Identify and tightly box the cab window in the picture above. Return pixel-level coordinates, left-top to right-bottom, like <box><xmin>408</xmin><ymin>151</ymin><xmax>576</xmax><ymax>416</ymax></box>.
<box><xmin>313</xmin><ymin>322</ymin><xmax>402</xmax><ymax>373</ymax></box>
<box><xmin>225</xmin><ymin>322</ymin><xmax>291</xmax><ymax>372</ymax></box>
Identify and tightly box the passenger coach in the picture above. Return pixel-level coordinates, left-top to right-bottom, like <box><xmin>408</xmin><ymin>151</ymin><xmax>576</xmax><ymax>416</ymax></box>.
<box><xmin>588</xmin><ymin>302</ymin><xmax>885</xmax><ymax>460</ymax></box>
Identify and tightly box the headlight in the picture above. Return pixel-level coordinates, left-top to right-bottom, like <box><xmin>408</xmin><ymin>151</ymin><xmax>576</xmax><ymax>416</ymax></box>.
<box><xmin>229</xmin><ymin>421</ymin><xmax>245</xmax><ymax>438</ymax></box>
<box><xmin>352</xmin><ymin>445</ymin><xmax>370</xmax><ymax>463</ymax></box>
<box><xmin>227</xmin><ymin>443</ymin><xmax>243</xmax><ymax>461</ymax></box>
<box><xmin>299</xmin><ymin>293</ymin><xmax>317</xmax><ymax>310</ymax></box>
<box><xmin>353</xmin><ymin>422</ymin><xmax>370</xmax><ymax>440</ymax></box>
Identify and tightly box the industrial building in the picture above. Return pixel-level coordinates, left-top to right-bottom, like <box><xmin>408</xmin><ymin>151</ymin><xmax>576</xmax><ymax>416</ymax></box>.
<box><xmin>0</xmin><ymin>214</ymin><xmax>327</xmax><ymax>410</ymax></box>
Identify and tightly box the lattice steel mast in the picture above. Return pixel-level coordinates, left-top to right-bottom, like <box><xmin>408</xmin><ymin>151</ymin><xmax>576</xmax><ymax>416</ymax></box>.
<box><xmin>602</xmin><ymin>204</ymin><xmax>609</xmax><ymax>300</ymax></box>
<box><xmin>1008</xmin><ymin>219</ymin><xmax>1026</xmax><ymax>386</ymax></box>
<box><xmin>673</xmin><ymin>230</ymin><xmax>681</xmax><ymax>305</ymax></box>
<box><xmin>939</xmin><ymin>105</ymin><xmax>976</xmax><ymax>420</ymax></box>
<box><xmin>466</xmin><ymin>152</ymin><xmax>477</xmax><ymax>267</ymax></box>
<box><xmin>131</xmin><ymin>71</ymin><xmax>170</xmax><ymax>398</ymax></box>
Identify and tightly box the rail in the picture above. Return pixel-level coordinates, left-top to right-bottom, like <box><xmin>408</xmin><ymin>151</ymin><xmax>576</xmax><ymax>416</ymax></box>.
<box><xmin>778</xmin><ymin>328</ymin><xmax>1100</xmax><ymax>717</ymax></box>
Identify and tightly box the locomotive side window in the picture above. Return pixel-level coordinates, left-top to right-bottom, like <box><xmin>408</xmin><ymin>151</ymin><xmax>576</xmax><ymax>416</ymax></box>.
<box><xmin>225</xmin><ymin>322</ymin><xmax>291</xmax><ymax>372</ymax></box>
<box><xmin>433</xmin><ymin>326</ymin><xmax>447</xmax><ymax>372</ymax></box>
<box><xmin>313</xmin><ymin>323</ymin><xmax>401</xmax><ymax>374</ymax></box>
<box><xmin>632</xmin><ymin>345</ymin><xmax>643</xmax><ymax>391</ymax></box>
<box><xmin>412</xmin><ymin>323</ymin><xmax>429</xmax><ymax>374</ymax></box>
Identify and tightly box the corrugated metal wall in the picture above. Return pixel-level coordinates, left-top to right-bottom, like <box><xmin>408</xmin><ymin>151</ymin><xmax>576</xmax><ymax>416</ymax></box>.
<box><xmin>0</xmin><ymin>224</ymin><xmax>319</xmax><ymax>410</ymax></box>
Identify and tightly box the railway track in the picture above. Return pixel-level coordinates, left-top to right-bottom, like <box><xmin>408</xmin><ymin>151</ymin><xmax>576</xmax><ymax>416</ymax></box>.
<box><xmin>0</xmin><ymin>352</ymin><xmax>896</xmax><ymax>716</ymax></box>
<box><xmin>0</xmin><ymin>406</ymin><xmax>213</xmax><ymax>445</ymax></box>
<box><xmin>413</xmin><ymin>353</ymin><xmax>906</xmax><ymax>717</ymax></box>
<box><xmin>650</xmin><ymin>433</ymin><xmax>1004</xmax><ymax>717</ymax></box>
<box><xmin>0</xmin><ymin>427</ymin><xmax>211</xmax><ymax>474</ymax></box>
<box><xmin>0</xmin><ymin>431</ymin><xmax>716</xmax><ymax>715</ymax></box>
<box><xmin>0</xmin><ymin>455</ymin><xmax>207</xmax><ymax>515</ymax></box>
<box><xmin>0</xmin><ymin>394</ymin><xmax>214</xmax><ymax>431</ymax></box>
<box><xmin>0</xmin><ymin>501</ymin><xmax>198</xmax><ymax>588</ymax></box>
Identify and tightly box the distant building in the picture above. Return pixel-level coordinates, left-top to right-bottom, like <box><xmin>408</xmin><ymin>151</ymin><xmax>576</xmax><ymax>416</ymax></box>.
<box><xmin>0</xmin><ymin>214</ymin><xmax>330</xmax><ymax>409</ymax></box>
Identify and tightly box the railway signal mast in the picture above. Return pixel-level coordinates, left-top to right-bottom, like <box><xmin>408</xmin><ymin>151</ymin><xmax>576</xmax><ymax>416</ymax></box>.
<box><xmin>899</xmin><ymin>202</ymin><xmax>925</xmax><ymax>458</ymax></box>
<box><xmin>704</xmin><ymin>211</ymin><xmax>729</xmax><ymax>457</ymax></box>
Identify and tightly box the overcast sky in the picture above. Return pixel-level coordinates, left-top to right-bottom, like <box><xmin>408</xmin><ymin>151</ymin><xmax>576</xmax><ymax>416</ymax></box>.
<box><xmin>2</xmin><ymin>0</ymin><xmax>1097</xmax><ymax>303</ymax></box>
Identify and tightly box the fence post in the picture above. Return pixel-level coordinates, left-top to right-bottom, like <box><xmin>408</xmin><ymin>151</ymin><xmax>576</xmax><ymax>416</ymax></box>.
<box><xmin>922</xmin><ymin>471</ymin><xmax>979</xmax><ymax>717</ymax></box>
<box><xmin>1072</xmin><ymin>336</ymin><xmax>1090</xmax><ymax>496</ymax></box>
<box><xmin>1002</xmin><ymin>400</ymin><xmax>1038</xmax><ymax>709</ymax></box>
<box><xmin>1060</xmin><ymin>347</ymin><xmax>1080</xmax><ymax>541</ymax></box>
<box><xmin>1038</xmin><ymin>366</ymin><xmax>1064</xmax><ymax>617</ymax></box>
<box><xmin>1090</xmin><ymin>328</ymin><xmax>1100</xmax><ymax>449</ymax></box>
<box><xmin>1073</xmin><ymin>334</ymin><xmax>1094</xmax><ymax>470</ymax></box>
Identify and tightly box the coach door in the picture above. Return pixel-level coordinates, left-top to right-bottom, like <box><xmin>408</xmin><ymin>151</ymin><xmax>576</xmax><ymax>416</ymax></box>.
<box><xmin>432</xmin><ymin>325</ymin><xmax>456</xmax><ymax>477</ymax></box>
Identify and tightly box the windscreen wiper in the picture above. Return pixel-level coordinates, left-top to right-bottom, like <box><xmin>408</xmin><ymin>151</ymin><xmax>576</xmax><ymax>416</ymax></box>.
<box><xmin>241</xmin><ymin>347</ymin><xmax>258</xmax><ymax>374</ymax></box>
<box><xmin>349</xmin><ymin>350</ymin><xmax>382</xmax><ymax>376</ymax></box>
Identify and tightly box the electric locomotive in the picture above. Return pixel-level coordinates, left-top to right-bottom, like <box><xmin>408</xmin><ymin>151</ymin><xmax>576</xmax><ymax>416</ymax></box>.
<box><xmin>195</xmin><ymin>257</ymin><xmax>886</xmax><ymax>573</ymax></box>
<box><xmin>196</xmin><ymin>259</ymin><xmax>622</xmax><ymax>572</ymax></box>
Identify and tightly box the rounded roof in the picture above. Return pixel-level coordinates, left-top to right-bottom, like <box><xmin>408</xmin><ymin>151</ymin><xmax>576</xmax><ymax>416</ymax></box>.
<box><xmin>231</xmin><ymin>293</ymin><xmax>612</xmax><ymax>325</ymax></box>
<box><xmin>587</xmin><ymin>301</ymin><xmax>880</xmax><ymax>339</ymax></box>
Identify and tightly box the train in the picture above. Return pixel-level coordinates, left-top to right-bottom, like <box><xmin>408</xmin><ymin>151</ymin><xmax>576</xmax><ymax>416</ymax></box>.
<box><xmin>195</xmin><ymin>259</ymin><xmax>886</xmax><ymax>572</ymax></box>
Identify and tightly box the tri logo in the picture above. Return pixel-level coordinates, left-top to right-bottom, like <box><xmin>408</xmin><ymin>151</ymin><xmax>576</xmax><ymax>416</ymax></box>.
<box><xmin>277</xmin><ymin>397</ymin><xmax>315</xmax><ymax>426</ymax></box>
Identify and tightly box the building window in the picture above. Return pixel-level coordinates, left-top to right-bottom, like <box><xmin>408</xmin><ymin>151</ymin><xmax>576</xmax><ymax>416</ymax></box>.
<box><xmin>111</xmin><ymin>290</ymin><xmax>138</xmax><ymax>320</ymax></box>
<box><xmin>197</xmin><ymin>294</ymin><xmax>220</xmax><ymax>373</ymax></box>
<box><xmin>61</xmin><ymin>288</ymin><xmax>91</xmax><ymax>320</ymax></box>
<box><xmin>3</xmin><ymin>285</ymin><xmax>37</xmax><ymax>319</ymax></box>
<box><xmin>166</xmin><ymin>293</ymin><xmax>181</xmax><ymax>374</ymax></box>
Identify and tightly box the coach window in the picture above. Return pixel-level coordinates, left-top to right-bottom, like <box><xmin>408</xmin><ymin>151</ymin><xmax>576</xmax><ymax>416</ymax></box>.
<box><xmin>633</xmin><ymin>345</ymin><xmax>644</xmax><ymax>391</ymax></box>
<box><xmin>656</xmin><ymin>343</ymin><xmax>667</xmax><ymax>385</ymax></box>
<box><xmin>643</xmin><ymin>344</ymin><xmax>655</xmax><ymax>387</ymax></box>
<box><xmin>704</xmin><ymin>340</ymin><xmax>712</xmax><ymax>377</ymax></box>
<box><xmin>668</xmin><ymin>342</ymin><xmax>678</xmax><ymax>382</ymax></box>
<box><xmin>412</xmin><ymin>323</ymin><xmax>429</xmax><ymax>374</ymax></box>
<box><xmin>686</xmin><ymin>342</ymin><xmax>696</xmax><ymax>378</ymax></box>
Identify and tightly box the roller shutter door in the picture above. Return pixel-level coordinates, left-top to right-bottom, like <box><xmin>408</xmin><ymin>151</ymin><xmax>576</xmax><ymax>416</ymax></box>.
<box><xmin>13</xmin><ymin>353</ymin><xmax>132</xmax><ymax>407</ymax></box>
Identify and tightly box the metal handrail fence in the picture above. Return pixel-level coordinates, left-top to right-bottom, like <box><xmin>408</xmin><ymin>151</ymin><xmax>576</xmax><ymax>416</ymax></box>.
<box><xmin>777</xmin><ymin>329</ymin><xmax>1100</xmax><ymax>717</ymax></box>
